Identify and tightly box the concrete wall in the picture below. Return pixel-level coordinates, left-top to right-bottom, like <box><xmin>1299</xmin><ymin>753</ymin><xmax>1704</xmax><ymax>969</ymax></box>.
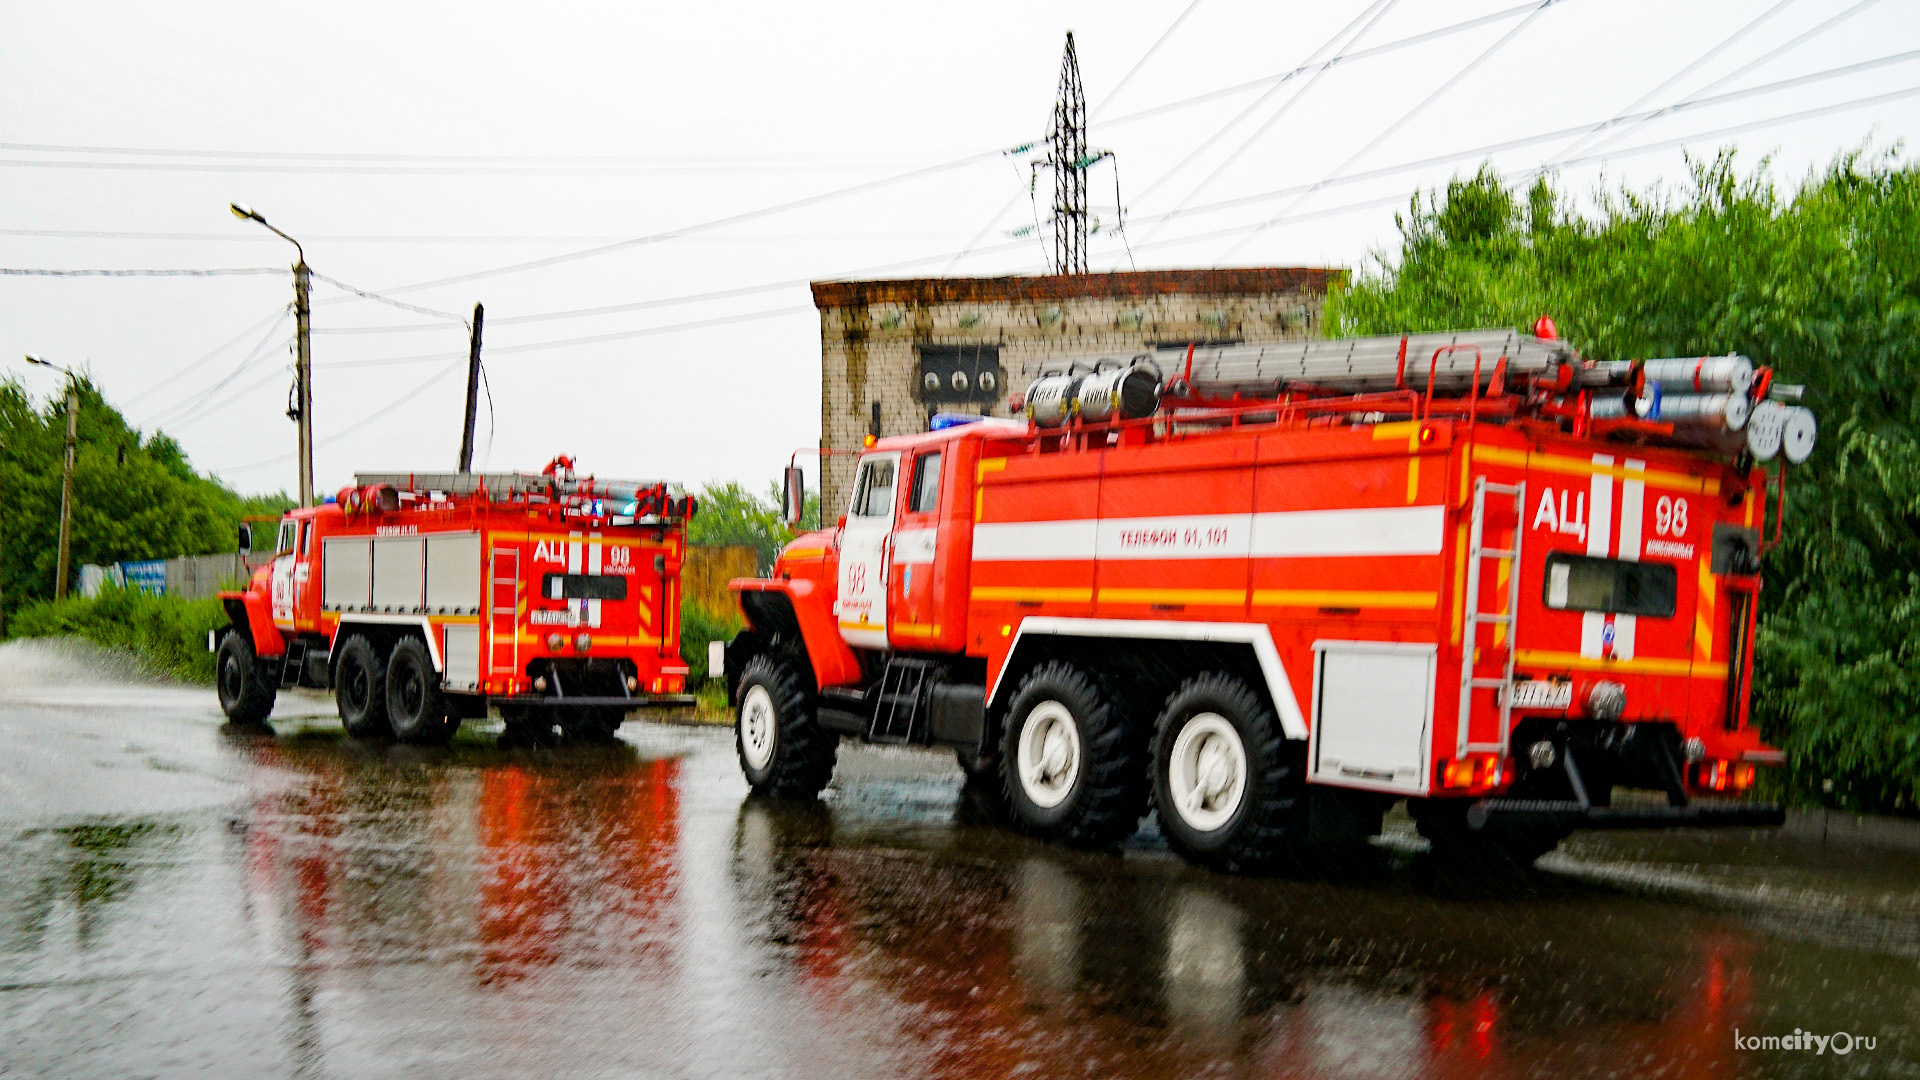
<box><xmin>811</xmin><ymin>269</ymin><xmax>1339</xmax><ymax>512</ymax></box>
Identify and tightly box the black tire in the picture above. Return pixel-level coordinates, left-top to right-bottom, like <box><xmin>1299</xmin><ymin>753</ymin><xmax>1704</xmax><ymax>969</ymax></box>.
<box><xmin>1150</xmin><ymin>672</ymin><xmax>1302</xmax><ymax>874</ymax></box>
<box><xmin>386</xmin><ymin>637</ymin><xmax>458</xmax><ymax>745</ymax></box>
<box><xmin>998</xmin><ymin>661</ymin><xmax>1147</xmax><ymax>848</ymax></box>
<box><xmin>335</xmin><ymin>635</ymin><xmax>392</xmax><ymax>740</ymax></box>
<box><xmin>1412</xmin><ymin>801</ymin><xmax>1567</xmax><ymax>872</ymax></box>
<box><xmin>735</xmin><ymin>653</ymin><xmax>837</xmax><ymax>798</ymax></box>
<box><xmin>215</xmin><ymin>630</ymin><xmax>277</xmax><ymax>725</ymax></box>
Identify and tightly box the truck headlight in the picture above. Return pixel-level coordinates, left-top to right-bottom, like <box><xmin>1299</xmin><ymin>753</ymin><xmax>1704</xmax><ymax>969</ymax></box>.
<box><xmin>576</xmin><ymin>633</ymin><xmax>592</xmax><ymax>653</ymax></box>
<box><xmin>1587</xmin><ymin>680</ymin><xmax>1626</xmax><ymax>721</ymax></box>
<box><xmin>547</xmin><ymin>633</ymin><xmax>565</xmax><ymax>651</ymax></box>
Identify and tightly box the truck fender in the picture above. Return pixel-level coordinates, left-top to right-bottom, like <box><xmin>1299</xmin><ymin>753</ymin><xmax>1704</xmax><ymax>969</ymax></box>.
<box><xmin>331</xmin><ymin>616</ymin><xmax>444</xmax><ymax>671</ymax></box>
<box><xmin>219</xmin><ymin>571</ymin><xmax>283</xmax><ymax>658</ymax></box>
<box><xmin>730</xmin><ymin>577</ymin><xmax>860</xmax><ymax>691</ymax></box>
<box><xmin>989</xmin><ymin>617</ymin><xmax>1308</xmax><ymax>740</ymax></box>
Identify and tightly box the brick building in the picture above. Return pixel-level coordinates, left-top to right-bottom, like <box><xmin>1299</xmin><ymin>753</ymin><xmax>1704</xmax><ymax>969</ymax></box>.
<box><xmin>808</xmin><ymin>268</ymin><xmax>1343</xmax><ymax>511</ymax></box>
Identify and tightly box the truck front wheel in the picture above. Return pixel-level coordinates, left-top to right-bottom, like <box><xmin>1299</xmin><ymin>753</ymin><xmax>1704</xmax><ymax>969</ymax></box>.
<box><xmin>215</xmin><ymin>630</ymin><xmax>277</xmax><ymax>725</ymax></box>
<box><xmin>335</xmin><ymin>635</ymin><xmax>392</xmax><ymax>740</ymax></box>
<box><xmin>387</xmin><ymin>637</ymin><xmax>458</xmax><ymax>746</ymax></box>
<box><xmin>999</xmin><ymin>661</ymin><xmax>1146</xmax><ymax>848</ymax></box>
<box><xmin>1151</xmin><ymin>672</ymin><xmax>1301</xmax><ymax>873</ymax></box>
<box><xmin>736</xmin><ymin>654</ymin><xmax>836</xmax><ymax>798</ymax></box>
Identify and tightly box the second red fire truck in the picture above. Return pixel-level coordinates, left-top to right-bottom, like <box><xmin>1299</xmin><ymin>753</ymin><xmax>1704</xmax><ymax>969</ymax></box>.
<box><xmin>725</xmin><ymin>326</ymin><xmax>1809</xmax><ymax>872</ymax></box>
<box><xmin>215</xmin><ymin>457</ymin><xmax>696</xmax><ymax>744</ymax></box>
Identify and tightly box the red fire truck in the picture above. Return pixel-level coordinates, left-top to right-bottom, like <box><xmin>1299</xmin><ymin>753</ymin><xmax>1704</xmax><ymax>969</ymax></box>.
<box><xmin>724</xmin><ymin>326</ymin><xmax>1813</xmax><ymax>871</ymax></box>
<box><xmin>215</xmin><ymin>458</ymin><xmax>696</xmax><ymax>744</ymax></box>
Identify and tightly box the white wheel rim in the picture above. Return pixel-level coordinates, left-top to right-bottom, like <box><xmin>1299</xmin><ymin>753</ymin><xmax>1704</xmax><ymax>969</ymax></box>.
<box><xmin>1016</xmin><ymin>700</ymin><xmax>1082</xmax><ymax>809</ymax></box>
<box><xmin>1168</xmin><ymin>713</ymin><xmax>1246</xmax><ymax>833</ymax></box>
<box><xmin>739</xmin><ymin>685</ymin><xmax>776</xmax><ymax>770</ymax></box>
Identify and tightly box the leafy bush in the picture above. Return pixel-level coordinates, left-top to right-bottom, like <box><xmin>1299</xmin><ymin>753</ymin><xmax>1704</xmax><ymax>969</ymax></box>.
<box><xmin>8</xmin><ymin>586</ymin><xmax>228</xmax><ymax>683</ymax></box>
<box><xmin>1331</xmin><ymin>148</ymin><xmax>1920</xmax><ymax>814</ymax></box>
<box><xmin>680</xmin><ymin>596</ymin><xmax>743</xmax><ymax>684</ymax></box>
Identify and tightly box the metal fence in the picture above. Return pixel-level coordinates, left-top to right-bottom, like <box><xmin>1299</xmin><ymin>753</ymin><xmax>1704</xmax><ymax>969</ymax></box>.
<box><xmin>78</xmin><ymin>552</ymin><xmax>273</xmax><ymax>602</ymax></box>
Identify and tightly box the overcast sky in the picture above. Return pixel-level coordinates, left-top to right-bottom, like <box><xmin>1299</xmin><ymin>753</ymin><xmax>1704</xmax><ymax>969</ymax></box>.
<box><xmin>1</xmin><ymin>0</ymin><xmax>1913</xmax><ymax>499</ymax></box>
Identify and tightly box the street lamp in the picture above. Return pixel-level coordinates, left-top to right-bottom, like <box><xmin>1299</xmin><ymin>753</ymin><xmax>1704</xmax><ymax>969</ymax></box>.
<box><xmin>25</xmin><ymin>355</ymin><xmax>81</xmax><ymax>600</ymax></box>
<box><xmin>230</xmin><ymin>202</ymin><xmax>314</xmax><ymax>506</ymax></box>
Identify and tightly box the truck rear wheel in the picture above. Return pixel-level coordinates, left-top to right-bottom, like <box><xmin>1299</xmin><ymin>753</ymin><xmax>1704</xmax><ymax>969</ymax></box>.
<box><xmin>215</xmin><ymin>630</ymin><xmax>277</xmax><ymax>725</ymax></box>
<box><xmin>998</xmin><ymin>661</ymin><xmax>1146</xmax><ymax>848</ymax></box>
<box><xmin>1151</xmin><ymin>672</ymin><xmax>1301</xmax><ymax>873</ymax></box>
<box><xmin>386</xmin><ymin>637</ymin><xmax>458</xmax><ymax>746</ymax></box>
<box><xmin>335</xmin><ymin>635</ymin><xmax>392</xmax><ymax>740</ymax></box>
<box><xmin>736</xmin><ymin>654</ymin><xmax>837</xmax><ymax>798</ymax></box>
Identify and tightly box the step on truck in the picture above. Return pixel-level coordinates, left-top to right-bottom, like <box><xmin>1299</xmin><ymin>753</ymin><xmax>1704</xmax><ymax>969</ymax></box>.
<box><xmin>724</xmin><ymin>325</ymin><xmax>1814</xmax><ymax>872</ymax></box>
<box><xmin>215</xmin><ymin>457</ymin><xmax>697</xmax><ymax>744</ymax></box>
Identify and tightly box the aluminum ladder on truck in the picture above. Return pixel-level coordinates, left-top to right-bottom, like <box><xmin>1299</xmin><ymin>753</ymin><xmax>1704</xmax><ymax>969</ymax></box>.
<box><xmin>1457</xmin><ymin>477</ymin><xmax>1526</xmax><ymax>756</ymax></box>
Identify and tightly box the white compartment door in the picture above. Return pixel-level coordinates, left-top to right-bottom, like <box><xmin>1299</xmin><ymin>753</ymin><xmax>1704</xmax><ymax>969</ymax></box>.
<box><xmin>1309</xmin><ymin>641</ymin><xmax>1436</xmax><ymax>796</ymax></box>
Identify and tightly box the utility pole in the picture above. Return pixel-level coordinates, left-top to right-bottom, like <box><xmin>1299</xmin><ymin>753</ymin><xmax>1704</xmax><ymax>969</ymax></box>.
<box><xmin>231</xmin><ymin>204</ymin><xmax>313</xmax><ymax>505</ymax></box>
<box><xmin>292</xmin><ymin>259</ymin><xmax>313</xmax><ymax>506</ymax></box>
<box><xmin>26</xmin><ymin>356</ymin><xmax>81</xmax><ymax>600</ymax></box>
<box><xmin>55</xmin><ymin>381</ymin><xmax>77</xmax><ymax>600</ymax></box>
<box><xmin>458</xmin><ymin>303</ymin><xmax>484</xmax><ymax>472</ymax></box>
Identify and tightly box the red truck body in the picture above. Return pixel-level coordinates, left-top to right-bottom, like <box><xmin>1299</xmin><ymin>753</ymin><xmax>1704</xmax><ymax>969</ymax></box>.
<box><xmin>216</xmin><ymin>460</ymin><xmax>695</xmax><ymax>742</ymax></box>
<box><xmin>726</xmin><ymin>329</ymin><xmax>1792</xmax><ymax>870</ymax></box>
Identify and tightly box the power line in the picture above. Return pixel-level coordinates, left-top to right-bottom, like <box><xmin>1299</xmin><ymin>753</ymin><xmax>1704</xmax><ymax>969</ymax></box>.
<box><xmin>308</xmin><ymin>271</ymin><xmax>468</xmax><ymax>324</ymax></box>
<box><xmin>1219</xmin><ymin>0</ymin><xmax>1570</xmax><ymax>261</ymax></box>
<box><xmin>0</xmin><ymin>266</ymin><xmax>284</xmax><ymax>276</ymax></box>
<box><xmin>1167</xmin><ymin>49</ymin><xmax>1920</xmax><ymax>233</ymax></box>
<box><xmin>0</xmin><ymin>141</ymin><xmax>944</xmax><ymax>166</ymax></box>
<box><xmin>1547</xmin><ymin>0</ymin><xmax>1802</xmax><ymax>166</ymax></box>
<box><xmin>1098</xmin><ymin>82</ymin><xmax>1920</xmax><ymax>263</ymax></box>
<box><xmin>0</xmin><ymin>157</ymin><xmax>946</xmax><ymax>177</ymax></box>
<box><xmin>354</xmin><ymin>150</ymin><xmax>1010</xmax><ymax>297</ymax></box>
<box><xmin>1097</xmin><ymin>1</ymin><xmax>1556</xmax><ymax>128</ymax></box>
<box><xmin>1137</xmin><ymin>0</ymin><xmax>1403</xmax><ymax>242</ymax></box>
<box><xmin>319</xmin><ymin>305</ymin><xmax>814</xmax><ymax>369</ymax></box>
<box><xmin>1569</xmin><ymin>0</ymin><xmax>1887</xmax><ymax>162</ymax></box>
<box><xmin>147</xmin><ymin>329</ymin><xmax>296</xmax><ymax>427</ymax></box>
<box><xmin>1092</xmin><ymin>0</ymin><xmax>1206</xmax><ymax>120</ymax></box>
<box><xmin>218</xmin><ymin>362</ymin><xmax>469</xmax><ymax>474</ymax></box>
<box><xmin>0</xmin><ymin>228</ymin><xmax>953</xmax><ymax>244</ymax></box>
<box><xmin>125</xmin><ymin>304</ymin><xmax>290</xmax><ymax>406</ymax></box>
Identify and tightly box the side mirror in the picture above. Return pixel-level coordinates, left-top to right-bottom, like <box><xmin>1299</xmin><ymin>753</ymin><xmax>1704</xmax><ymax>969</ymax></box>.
<box><xmin>237</xmin><ymin>522</ymin><xmax>253</xmax><ymax>555</ymax></box>
<box><xmin>782</xmin><ymin>466</ymin><xmax>806</xmax><ymax>528</ymax></box>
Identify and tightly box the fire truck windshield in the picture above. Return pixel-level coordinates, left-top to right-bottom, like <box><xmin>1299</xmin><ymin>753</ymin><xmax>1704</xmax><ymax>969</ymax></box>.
<box><xmin>1543</xmin><ymin>553</ymin><xmax>1677</xmax><ymax>618</ymax></box>
<box><xmin>543</xmin><ymin>573</ymin><xmax>627</xmax><ymax>601</ymax></box>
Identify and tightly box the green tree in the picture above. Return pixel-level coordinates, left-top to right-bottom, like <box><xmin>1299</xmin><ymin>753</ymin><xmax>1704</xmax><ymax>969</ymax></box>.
<box><xmin>0</xmin><ymin>375</ymin><xmax>290</xmax><ymax>624</ymax></box>
<box><xmin>1331</xmin><ymin>147</ymin><xmax>1920</xmax><ymax>815</ymax></box>
<box><xmin>686</xmin><ymin>479</ymin><xmax>818</xmax><ymax>573</ymax></box>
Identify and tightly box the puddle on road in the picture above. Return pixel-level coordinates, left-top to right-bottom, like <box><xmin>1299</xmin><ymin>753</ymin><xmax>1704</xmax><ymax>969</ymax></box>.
<box><xmin>0</xmin><ymin>666</ymin><xmax>1914</xmax><ymax>1077</ymax></box>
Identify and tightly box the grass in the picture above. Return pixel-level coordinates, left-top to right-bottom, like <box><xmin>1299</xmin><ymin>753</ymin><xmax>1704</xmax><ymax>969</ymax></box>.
<box><xmin>7</xmin><ymin>586</ymin><xmax>227</xmax><ymax>683</ymax></box>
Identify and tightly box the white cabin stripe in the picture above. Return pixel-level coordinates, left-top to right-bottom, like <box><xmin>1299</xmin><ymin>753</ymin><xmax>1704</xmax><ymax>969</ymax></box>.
<box><xmin>972</xmin><ymin>505</ymin><xmax>1445</xmax><ymax>562</ymax></box>
<box><xmin>1614</xmin><ymin>461</ymin><xmax>1645</xmax><ymax>660</ymax></box>
<box><xmin>1582</xmin><ymin>454</ymin><xmax>1615</xmax><ymax>658</ymax></box>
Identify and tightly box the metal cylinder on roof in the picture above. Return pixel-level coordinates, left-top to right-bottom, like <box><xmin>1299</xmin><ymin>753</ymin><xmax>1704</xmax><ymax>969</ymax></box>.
<box><xmin>1025</xmin><ymin>373</ymin><xmax>1086</xmax><ymax>427</ymax></box>
<box><xmin>1745</xmin><ymin>400</ymin><xmax>1788</xmax><ymax>461</ymax></box>
<box><xmin>1074</xmin><ymin>362</ymin><xmax>1162</xmax><ymax>423</ymax></box>
<box><xmin>1589</xmin><ymin>391</ymin><xmax>1750</xmax><ymax>431</ymax></box>
<box><xmin>1782</xmin><ymin>406</ymin><xmax>1818</xmax><ymax>464</ymax></box>
<box><xmin>1590</xmin><ymin>355</ymin><xmax>1754</xmax><ymax>397</ymax></box>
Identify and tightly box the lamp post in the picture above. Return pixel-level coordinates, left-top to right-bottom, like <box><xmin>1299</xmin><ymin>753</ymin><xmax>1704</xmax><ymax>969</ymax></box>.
<box><xmin>25</xmin><ymin>356</ymin><xmax>80</xmax><ymax>600</ymax></box>
<box><xmin>230</xmin><ymin>202</ymin><xmax>313</xmax><ymax>507</ymax></box>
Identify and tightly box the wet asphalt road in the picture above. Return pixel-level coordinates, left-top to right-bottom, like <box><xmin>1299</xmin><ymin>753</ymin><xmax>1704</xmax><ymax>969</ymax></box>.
<box><xmin>1</xmin><ymin>641</ymin><xmax>1916</xmax><ymax>1080</ymax></box>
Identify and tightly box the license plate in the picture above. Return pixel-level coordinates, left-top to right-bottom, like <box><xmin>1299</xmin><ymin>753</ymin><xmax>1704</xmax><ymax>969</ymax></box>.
<box><xmin>1507</xmin><ymin>679</ymin><xmax>1572</xmax><ymax>710</ymax></box>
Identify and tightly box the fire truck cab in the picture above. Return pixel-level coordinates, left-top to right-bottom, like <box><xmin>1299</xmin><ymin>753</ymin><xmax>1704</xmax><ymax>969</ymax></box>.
<box><xmin>725</xmin><ymin>328</ymin><xmax>1805</xmax><ymax>873</ymax></box>
<box><xmin>215</xmin><ymin>458</ymin><xmax>696</xmax><ymax>744</ymax></box>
